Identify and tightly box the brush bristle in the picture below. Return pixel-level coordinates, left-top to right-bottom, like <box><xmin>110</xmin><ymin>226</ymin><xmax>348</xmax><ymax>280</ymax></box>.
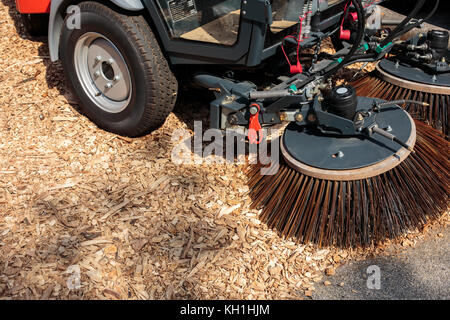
<box><xmin>352</xmin><ymin>73</ymin><xmax>449</xmax><ymax>137</ymax></box>
<box><xmin>247</xmin><ymin>121</ymin><xmax>449</xmax><ymax>248</ymax></box>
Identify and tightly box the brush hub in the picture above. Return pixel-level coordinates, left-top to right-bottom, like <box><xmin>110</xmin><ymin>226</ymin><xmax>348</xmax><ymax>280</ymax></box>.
<box><xmin>326</xmin><ymin>85</ymin><xmax>358</xmax><ymax>120</ymax></box>
<box><xmin>281</xmin><ymin>97</ymin><xmax>416</xmax><ymax>181</ymax></box>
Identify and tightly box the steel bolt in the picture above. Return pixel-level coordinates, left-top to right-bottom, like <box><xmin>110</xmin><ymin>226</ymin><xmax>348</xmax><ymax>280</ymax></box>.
<box><xmin>386</xmin><ymin>125</ymin><xmax>392</xmax><ymax>132</ymax></box>
<box><xmin>356</xmin><ymin>113</ymin><xmax>364</xmax><ymax>121</ymax></box>
<box><xmin>337</xmin><ymin>151</ymin><xmax>344</xmax><ymax>158</ymax></box>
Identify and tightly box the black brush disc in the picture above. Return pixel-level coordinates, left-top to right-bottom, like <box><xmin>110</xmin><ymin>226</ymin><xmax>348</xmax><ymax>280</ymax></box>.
<box><xmin>282</xmin><ymin>98</ymin><xmax>414</xmax><ymax>173</ymax></box>
<box><xmin>351</xmin><ymin>64</ymin><xmax>450</xmax><ymax>138</ymax></box>
<box><xmin>378</xmin><ymin>58</ymin><xmax>450</xmax><ymax>87</ymax></box>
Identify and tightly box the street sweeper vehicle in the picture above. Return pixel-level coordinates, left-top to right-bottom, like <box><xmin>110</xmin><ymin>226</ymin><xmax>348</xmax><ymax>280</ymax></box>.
<box><xmin>14</xmin><ymin>0</ymin><xmax>449</xmax><ymax>247</ymax></box>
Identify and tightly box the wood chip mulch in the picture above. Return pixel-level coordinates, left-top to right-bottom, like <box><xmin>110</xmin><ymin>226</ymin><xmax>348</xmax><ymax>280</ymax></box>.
<box><xmin>0</xmin><ymin>1</ymin><xmax>447</xmax><ymax>300</ymax></box>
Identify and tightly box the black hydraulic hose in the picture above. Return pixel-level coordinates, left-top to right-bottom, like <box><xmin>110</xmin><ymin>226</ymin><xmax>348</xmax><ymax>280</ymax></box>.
<box><xmin>344</xmin><ymin>52</ymin><xmax>377</xmax><ymax>64</ymax></box>
<box><xmin>318</xmin><ymin>0</ymin><xmax>365</xmax><ymax>79</ymax></box>
<box><xmin>380</xmin><ymin>0</ymin><xmax>426</xmax><ymax>47</ymax></box>
<box><xmin>295</xmin><ymin>0</ymin><xmax>366</xmax><ymax>87</ymax></box>
<box><xmin>424</xmin><ymin>0</ymin><xmax>440</xmax><ymax>21</ymax></box>
<box><xmin>390</xmin><ymin>0</ymin><xmax>441</xmax><ymax>40</ymax></box>
<box><xmin>295</xmin><ymin>0</ymin><xmax>365</xmax><ymax>88</ymax></box>
<box><xmin>385</xmin><ymin>0</ymin><xmax>440</xmax><ymax>42</ymax></box>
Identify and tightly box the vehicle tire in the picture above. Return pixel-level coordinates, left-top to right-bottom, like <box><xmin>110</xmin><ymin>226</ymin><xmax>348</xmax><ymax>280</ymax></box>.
<box><xmin>21</xmin><ymin>13</ymin><xmax>49</xmax><ymax>37</ymax></box>
<box><xmin>59</xmin><ymin>2</ymin><xmax>178</xmax><ymax>137</ymax></box>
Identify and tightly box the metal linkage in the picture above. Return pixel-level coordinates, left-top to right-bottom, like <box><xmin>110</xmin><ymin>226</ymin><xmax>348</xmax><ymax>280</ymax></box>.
<box><xmin>372</xmin><ymin>99</ymin><xmax>430</xmax><ymax>111</ymax></box>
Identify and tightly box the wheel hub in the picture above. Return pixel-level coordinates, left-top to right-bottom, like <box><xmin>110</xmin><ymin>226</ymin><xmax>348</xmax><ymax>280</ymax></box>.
<box><xmin>74</xmin><ymin>33</ymin><xmax>132</xmax><ymax>113</ymax></box>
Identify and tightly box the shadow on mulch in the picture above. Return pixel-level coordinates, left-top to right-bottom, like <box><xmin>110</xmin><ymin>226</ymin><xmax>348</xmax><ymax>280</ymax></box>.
<box><xmin>0</xmin><ymin>163</ymin><xmax>233</xmax><ymax>299</ymax></box>
<box><xmin>0</xmin><ymin>0</ymin><xmax>47</xmax><ymax>41</ymax></box>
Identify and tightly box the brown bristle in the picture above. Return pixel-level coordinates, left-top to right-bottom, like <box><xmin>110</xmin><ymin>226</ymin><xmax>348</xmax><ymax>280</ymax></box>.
<box><xmin>247</xmin><ymin>121</ymin><xmax>449</xmax><ymax>248</ymax></box>
<box><xmin>351</xmin><ymin>73</ymin><xmax>449</xmax><ymax>138</ymax></box>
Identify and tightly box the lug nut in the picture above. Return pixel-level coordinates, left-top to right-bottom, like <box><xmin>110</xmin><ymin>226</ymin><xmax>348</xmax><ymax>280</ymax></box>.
<box><xmin>294</xmin><ymin>113</ymin><xmax>303</xmax><ymax>122</ymax></box>
<box><xmin>105</xmin><ymin>83</ymin><xmax>113</xmax><ymax>89</ymax></box>
<box><xmin>114</xmin><ymin>75</ymin><xmax>121</xmax><ymax>82</ymax></box>
<box><xmin>107</xmin><ymin>58</ymin><xmax>114</xmax><ymax>65</ymax></box>
<box><xmin>95</xmin><ymin>56</ymin><xmax>102</xmax><ymax>63</ymax></box>
<box><xmin>94</xmin><ymin>71</ymin><xmax>101</xmax><ymax>78</ymax></box>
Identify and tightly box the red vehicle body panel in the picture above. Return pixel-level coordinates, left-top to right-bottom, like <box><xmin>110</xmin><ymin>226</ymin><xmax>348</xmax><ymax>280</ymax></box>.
<box><xmin>15</xmin><ymin>0</ymin><xmax>51</xmax><ymax>14</ymax></box>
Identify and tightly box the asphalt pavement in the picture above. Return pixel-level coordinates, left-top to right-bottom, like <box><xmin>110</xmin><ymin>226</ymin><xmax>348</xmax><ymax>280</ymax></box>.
<box><xmin>312</xmin><ymin>226</ymin><xmax>450</xmax><ymax>300</ymax></box>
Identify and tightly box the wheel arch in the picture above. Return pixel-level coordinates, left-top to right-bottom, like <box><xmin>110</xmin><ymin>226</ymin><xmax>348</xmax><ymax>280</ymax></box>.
<box><xmin>49</xmin><ymin>0</ymin><xmax>145</xmax><ymax>61</ymax></box>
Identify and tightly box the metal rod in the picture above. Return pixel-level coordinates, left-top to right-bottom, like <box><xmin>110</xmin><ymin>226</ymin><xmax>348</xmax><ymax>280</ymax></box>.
<box><xmin>371</xmin><ymin>126</ymin><xmax>415</xmax><ymax>152</ymax></box>
<box><xmin>249</xmin><ymin>90</ymin><xmax>292</xmax><ymax>100</ymax></box>
<box><xmin>374</xmin><ymin>100</ymin><xmax>430</xmax><ymax>108</ymax></box>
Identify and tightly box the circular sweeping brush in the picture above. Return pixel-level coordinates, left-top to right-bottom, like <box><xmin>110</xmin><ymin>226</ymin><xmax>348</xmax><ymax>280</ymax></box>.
<box><xmin>247</xmin><ymin>117</ymin><xmax>449</xmax><ymax>248</ymax></box>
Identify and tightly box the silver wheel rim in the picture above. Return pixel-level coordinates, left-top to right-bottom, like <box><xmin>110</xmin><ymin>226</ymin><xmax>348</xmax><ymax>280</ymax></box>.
<box><xmin>74</xmin><ymin>32</ymin><xmax>132</xmax><ymax>113</ymax></box>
